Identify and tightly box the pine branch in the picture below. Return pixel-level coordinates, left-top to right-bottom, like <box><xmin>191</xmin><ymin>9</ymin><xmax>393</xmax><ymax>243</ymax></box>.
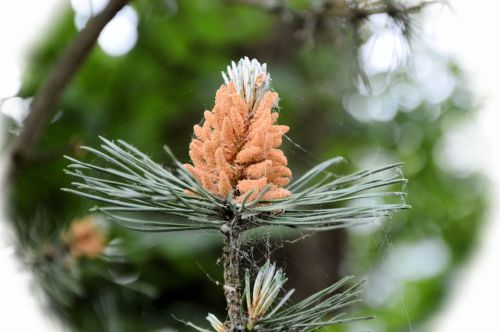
<box><xmin>62</xmin><ymin>58</ymin><xmax>409</xmax><ymax>331</ymax></box>
<box><xmin>222</xmin><ymin>226</ymin><xmax>245</xmax><ymax>331</ymax></box>
<box><xmin>190</xmin><ymin>261</ymin><xmax>370</xmax><ymax>331</ymax></box>
<box><xmin>62</xmin><ymin>137</ymin><xmax>227</xmax><ymax>232</ymax></box>
<box><xmin>63</xmin><ymin>137</ymin><xmax>407</xmax><ymax>233</ymax></box>
<box><xmin>63</xmin><ymin>137</ymin><xmax>406</xmax><ymax>331</ymax></box>
<box><xmin>252</xmin><ymin>160</ymin><xmax>409</xmax><ymax>231</ymax></box>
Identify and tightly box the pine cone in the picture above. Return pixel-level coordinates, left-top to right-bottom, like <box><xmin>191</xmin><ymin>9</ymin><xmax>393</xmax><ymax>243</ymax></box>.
<box><xmin>185</xmin><ymin>58</ymin><xmax>292</xmax><ymax>203</ymax></box>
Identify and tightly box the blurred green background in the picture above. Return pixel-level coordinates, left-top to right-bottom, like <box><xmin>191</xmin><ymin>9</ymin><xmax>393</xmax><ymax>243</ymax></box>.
<box><xmin>3</xmin><ymin>0</ymin><xmax>487</xmax><ymax>331</ymax></box>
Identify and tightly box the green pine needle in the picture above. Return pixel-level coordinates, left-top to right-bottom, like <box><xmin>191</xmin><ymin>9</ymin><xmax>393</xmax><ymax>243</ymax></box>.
<box><xmin>63</xmin><ymin>137</ymin><xmax>408</xmax><ymax>233</ymax></box>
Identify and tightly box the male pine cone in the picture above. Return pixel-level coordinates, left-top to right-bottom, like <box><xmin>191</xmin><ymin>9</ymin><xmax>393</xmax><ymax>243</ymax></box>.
<box><xmin>185</xmin><ymin>58</ymin><xmax>292</xmax><ymax>203</ymax></box>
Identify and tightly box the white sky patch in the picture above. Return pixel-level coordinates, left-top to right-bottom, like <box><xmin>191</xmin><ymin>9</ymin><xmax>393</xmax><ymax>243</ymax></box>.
<box><xmin>414</xmin><ymin>55</ymin><xmax>456</xmax><ymax>105</ymax></box>
<box><xmin>0</xmin><ymin>59</ymin><xmax>21</xmax><ymax>99</ymax></box>
<box><xmin>71</xmin><ymin>0</ymin><xmax>139</xmax><ymax>57</ymax></box>
<box><xmin>389</xmin><ymin>239</ymin><xmax>451</xmax><ymax>281</ymax></box>
<box><xmin>1</xmin><ymin>97</ymin><xmax>30</xmax><ymax>128</ymax></box>
<box><xmin>0</xmin><ymin>0</ymin><xmax>66</xmax><ymax>330</ymax></box>
<box><xmin>361</xmin><ymin>13</ymin><xmax>409</xmax><ymax>75</ymax></box>
<box><xmin>344</xmin><ymin>92</ymin><xmax>399</xmax><ymax>122</ymax></box>
<box><xmin>390</xmin><ymin>82</ymin><xmax>422</xmax><ymax>112</ymax></box>
<box><xmin>71</xmin><ymin>0</ymin><xmax>109</xmax><ymax>29</ymax></box>
<box><xmin>71</xmin><ymin>0</ymin><xmax>109</xmax><ymax>16</ymax></box>
<box><xmin>361</xmin><ymin>31</ymin><xmax>404</xmax><ymax>74</ymax></box>
<box><xmin>429</xmin><ymin>2</ymin><xmax>500</xmax><ymax>330</ymax></box>
<box><xmin>97</xmin><ymin>5</ymin><xmax>138</xmax><ymax>57</ymax></box>
<box><xmin>433</xmin><ymin>121</ymin><xmax>484</xmax><ymax>178</ymax></box>
<box><xmin>364</xmin><ymin>238</ymin><xmax>450</xmax><ymax>307</ymax></box>
<box><xmin>0</xmin><ymin>232</ymin><xmax>61</xmax><ymax>331</ymax></box>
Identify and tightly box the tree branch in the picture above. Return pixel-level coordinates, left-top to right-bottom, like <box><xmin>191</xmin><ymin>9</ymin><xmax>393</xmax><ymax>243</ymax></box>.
<box><xmin>230</xmin><ymin>0</ymin><xmax>440</xmax><ymax>23</ymax></box>
<box><xmin>8</xmin><ymin>0</ymin><xmax>130</xmax><ymax>176</ymax></box>
<box><xmin>222</xmin><ymin>221</ymin><xmax>245</xmax><ymax>331</ymax></box>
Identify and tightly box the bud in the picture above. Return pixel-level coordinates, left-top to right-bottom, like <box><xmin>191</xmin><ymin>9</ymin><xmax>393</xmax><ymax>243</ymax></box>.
<box><xmin>65</xmin><ymin>216</ymin><xmax>105</xmax><ymax>259</ymax></box>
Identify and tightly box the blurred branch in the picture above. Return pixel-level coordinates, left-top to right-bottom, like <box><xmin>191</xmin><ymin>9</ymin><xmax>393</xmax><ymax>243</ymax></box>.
<box><xmin>8</xmin><ymin>0</ymin><xmax>130</xmax><ymax>178</ymax></box>
<box><xmin>230</xmin><ymin>0</ymin><xmax>441</xmax><ymax>92</ymax></box>
<box><xmin>230</xmin><ymin>0</ymin><xmax>440</xmax><ymax>24</ymax></box>
<box><xmin>322</xmin><ymin>0</ymin><xmax>441</xmax><ymax>19</ymax></box>
<box><xmin>23</xmin><ymin>139</ymin><xmax>83</xmax><ymax>168</ymax></box>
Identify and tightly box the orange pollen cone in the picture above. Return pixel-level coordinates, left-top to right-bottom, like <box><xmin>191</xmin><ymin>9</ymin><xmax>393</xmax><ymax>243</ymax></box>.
<box><xmin>185</xmin><ymin>59</ymin><xmax>292</xmax><ymax>203</ymax></box>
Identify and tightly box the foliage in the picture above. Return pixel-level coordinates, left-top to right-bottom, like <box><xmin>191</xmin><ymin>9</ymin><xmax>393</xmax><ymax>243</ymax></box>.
<box><xmin>63</xmin><ymin>137</ymin><xmax>407</xmax><ymax>233</ymax></box>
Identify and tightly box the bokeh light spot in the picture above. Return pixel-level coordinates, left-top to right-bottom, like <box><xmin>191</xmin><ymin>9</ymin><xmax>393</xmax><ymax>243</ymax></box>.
<box><xmin>1</xmin><ymin>97</ymin><xmax>30</xmax><ymax>127</ymax></box>
<box><xmin>97</xmin><ymin>5</ymin><xmax>138</xmax><ymax>57</ymax></box>
<box><xmin>361</xmin><ymin>28</ymin><xmax>408</xmax><ymax>75</ymax></box>
<box><xmin>71</xmin><ymin>0</ymin><xmax>108</xmax><ymax>17</ymax></box>
<box><xmin>434</xmin><ymin>123</ymin><xmax>484</xmax><ymax>177</ymax></box>
<box><xmin>364</xmin><ymin>238</ymin><xmax>450</xmax><ymax>307</ymax></box>
<box><xmin>0</xmin><ymin>61</ymin><xmax>21</xmax><ymax>99</ymax></box>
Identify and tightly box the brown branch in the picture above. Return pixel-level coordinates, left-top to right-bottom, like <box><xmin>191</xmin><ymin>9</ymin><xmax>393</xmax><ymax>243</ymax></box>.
<box><xmin>222</xmin><ymin>221</ymin><xmax>245</xmax><ymax>332</ymax></box>
<box><xmin>8</xmin><ymin>0</ymin><xmax>130</xmax><ymax>177</ymax></box>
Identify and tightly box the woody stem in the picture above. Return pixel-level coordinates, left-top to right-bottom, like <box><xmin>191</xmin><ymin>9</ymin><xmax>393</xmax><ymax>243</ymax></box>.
<box><xmin>222</xmin><ymin>220</ymin><xmax>245</xmax><ymax>331</ymax></box>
